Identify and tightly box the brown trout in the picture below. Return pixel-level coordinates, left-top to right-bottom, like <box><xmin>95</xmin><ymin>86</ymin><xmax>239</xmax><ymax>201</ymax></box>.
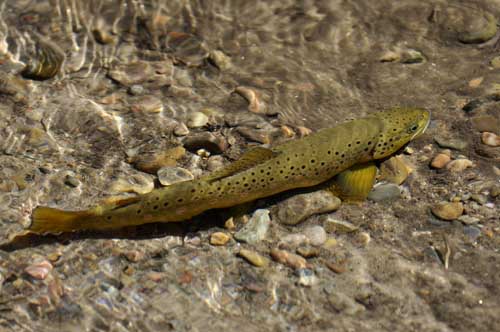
<box><xmin>29</xmin><ymin>107</ymin><xmax>430</xmax><ymax>234</ymax></box>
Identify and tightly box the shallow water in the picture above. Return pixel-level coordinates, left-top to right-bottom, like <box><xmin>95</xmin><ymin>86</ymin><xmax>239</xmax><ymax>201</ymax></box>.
<box><xmin>0</xmin><ymin>1</ymin><xmax>499</xmax><ymax>331</ymax></box>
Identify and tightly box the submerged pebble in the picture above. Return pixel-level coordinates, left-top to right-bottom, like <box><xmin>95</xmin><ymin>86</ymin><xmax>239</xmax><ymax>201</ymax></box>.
<box><xmin>471</xmin><ymin>115</ymin><xmax>500</xmax><ymax>134</ymax></box>
<box><xmin>430</xmin><ymin>151</ymin><xmax>451</xmax><ymax>169</ymax></box>
<box><xmin>323</xmin><ymin>218</ymin><xmax>358</xmax><ymax>233</ymax></box>
<box><xmin>25</xmin><ymin>260</ymin><xmax>53</xmax><ymax>280</ymax></box>
<box><xmin>463</xmin><ymin>226</ymin><xmax>482</xmax><ymax>242</ymax></box>
<box><xmin>296</xmin><ymin>269</ymin><xmax>318</xmax><ymax>287</ymax></box>
<box><xmin>368</xmin><ymin>183</ymin><xmax>401</xmax><ymax>202</ymax></box>
<box><xmin>270</xmin><ymin>248</ymin><xmax>307</xmax><ymax>269</ymax></box>
<box><xmin>481</xmin><ymin>132</ymin><xmax>500</xmax><ymax>147</ymax></box>
<box><xmin>458</xmin><ymin>215</ymin><xmax>480</xmax><ymax>225</ymax></box>
<box><xmin>234</xmin><ymin>209</ymin><xmax>271</xmax><ymax>244</ymax></box>
<box><xmin>431</xmin><ymin>201</ymin><xmax>464</xmax><ymax>221</ymax></box>
<box><xmin>187</xmin><ymin>112</ymin><xmax>209</xmax><ymax>129</ymax></box>
<box><xmin>237</xmin><ymin>249</ymin><xmax>268</xmax><ymax>267</ymax></box>
<box><xmin>434</xmin><ymin>136</ymin><xmax>467</xmax><ymax>150</ymax></box>
<box><xmin>131</xmin><ymin>147</ymin><xmax>186</xmax><ymax>174</ymax></box>
<box><xmin>296</xmin><ymin>245</ymin><xmax>320</xmax><ymax>258</ymax></box>
<box><xmin>379</xmin><ymin>155</ymin><xmax>412</xmax><ymax>184</ymax></box>
<box><xmin>210</xmin><ymin>232</ymin><xmax>231</xmax><ymax>246</ymax></box>
<box><xmin>275</xmin><ymin>190</ymin><xmax>341</xmax><ymax>225</ymax></box>
<box><xmin>302</xmin><ymin>225</ymin><xmax>327</xmax><ymax>246</ymax></box>
<box><xmin>109</xmin><ymin>174</ymin><xmax>154</xmax><ymax>195</ymax></box>
<box><xmin>157</xmin><ymin>166</ymin><xmax>194</xmax><ymax>186</ymax></box>
<box><xmin>446</xmin><ymin>159</ymin><xmax>474</xmax><ymax>173</ymax></box>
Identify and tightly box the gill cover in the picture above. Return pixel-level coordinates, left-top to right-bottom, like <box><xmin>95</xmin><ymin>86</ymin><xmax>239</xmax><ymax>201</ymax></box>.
<box><xmin>373</xmin><ymin>108</ymin><xmax>430</xmax><ymax>159</ymax></box>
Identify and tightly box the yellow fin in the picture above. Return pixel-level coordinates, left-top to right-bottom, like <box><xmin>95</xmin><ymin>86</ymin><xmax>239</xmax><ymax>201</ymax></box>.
<box><xmin>202</xmin><ymin>146</ymin><xmax>277</xmax><ymax>183</ymax></box>
<box><xmin>99</xmin><ymin>195</ymin><xmax>142</xmax><ymax>211</ymax></box>
<box><xmin>330</xmin><ymin>162</ymin><xmax>377</xmax><ymax>202</ymax></box>
<box><xmin>29</xmin><ymin>206</ymin><xmax>92</xmax><ymax>234</ymax></box>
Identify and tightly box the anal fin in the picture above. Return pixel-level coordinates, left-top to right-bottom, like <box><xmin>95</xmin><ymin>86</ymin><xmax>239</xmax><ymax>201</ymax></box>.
<box><xmin>329</xmin><ymin>162</ymin><xmax>377</xmax><ymax>202</ymax></box>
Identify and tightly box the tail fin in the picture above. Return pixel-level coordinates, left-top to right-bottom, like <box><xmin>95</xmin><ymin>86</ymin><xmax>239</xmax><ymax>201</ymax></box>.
<box><xmin>29</xmin><ymin>206</ymin><xmax>93</xmax><ymax>234</ymax></box>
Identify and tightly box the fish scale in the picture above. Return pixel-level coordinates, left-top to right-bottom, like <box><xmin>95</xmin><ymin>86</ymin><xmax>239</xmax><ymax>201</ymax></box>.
<box><xmin>29</xmin><ymin>107</ymin><xmax>430</xmax><ymax>234</ymax></box>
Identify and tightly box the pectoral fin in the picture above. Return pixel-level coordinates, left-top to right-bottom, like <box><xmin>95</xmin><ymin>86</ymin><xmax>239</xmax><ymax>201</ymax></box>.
<box><xmin>202</xmin><ymin>147</ymin><xmax>278</xmax><ymax>183</ymax></box>
<box><xmin>330</xmin><ymin>162</ymin><xmax>378</xmax><ymax>202</ymax></box>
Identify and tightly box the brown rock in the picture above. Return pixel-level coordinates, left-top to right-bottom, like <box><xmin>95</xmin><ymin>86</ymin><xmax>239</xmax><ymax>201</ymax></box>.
<box><xmin>270</xmin><ymin>248</ymin><xmax>307</xmax><ymax>269</ymax></box>
<box><xmin>481</xmin><ymin>132</ymin><xmax>500</xmax><ymax>147</ymax></box>
<box><xmin>237</xmin><ymin>249</ymin><xmax>269</xmax><ymax>267</ymax></box>
<box><xmin>25</xmin><ymin>260</ymin><xmax>53</xmax><ymax>280</ymax></box>
<box><xmin>430</xmin><ymin>153</ymin><xmax>451</xmax><ymax>169</ymax></box>
<box><xmin>379</xmin><ymin>155</ymin><xmax>412</xmax><ymax>184</ymax></box>
<box><xmin>471</xmin><ymin>115</ymin><xmax>500</xmax><ymax>134</ymax></box>
<box><xmin>131</xmin><ymin>146</ymin><xmax>186</xmax><ymax>174</ymax></box>
<box><xmin>446</xmin><ymin>159</ymin><xmax>474</xmax><ymax>172</ymax></box>
<box><xmin>210</xmin><ymin>232</ymin><xmax>231</xmax><ymax>246</ymax></box>
<box><xmin>431</xmin><ymin>202</ymin><xmax>464</xmax><ymax>221</ymax></box>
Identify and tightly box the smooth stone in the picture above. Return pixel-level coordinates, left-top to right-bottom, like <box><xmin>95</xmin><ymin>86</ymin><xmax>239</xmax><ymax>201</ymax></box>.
<box><xmin>431</xmin><ymin>201</ymin><xmax>464</xmax><ymax>221</ymax></box>
<box><xmin>25</xmin><ymin>260</ymin><xmax>53</xmax><ymax>280</ymax></box>
<box><xmin>470</xmin><ymin>194</ymin><xmax>488</xmax><ymax>205</ymax></box>
<box><xmin>457</xmin><ymin>11</ymin><xmax>497</xmax><ymax>44</ymax></box>
<box><xmin>234</xmin><ymin>209</ymin><xmax>271</xmax><ymax>244</ymax></box>
<box><xmin>234</xmin><ymin>86</ymin><xmax>262</xmax><ymax>114</ymax></box>
<box><xmin>434</xmin><ymin>136</ymin><xmax>467</xmax><ymax>150</ymax></box>
<box><xmin>206</xmin><ymin>155</ymin><xmax>225</xmax><ymax>172</ymax></box>
<box><xmin>108</xmin><ymin>61</ymin><xmax>161</xmax><ymax>86</ymax></box>
<box><xmin>237</xmin><ymin>127</ymin><xmax>272</xmax><ymax>144</ymax></box>
<box><xmin>128</xmin><ymin>84</ymin><xmax>145</xmax><ymax>96</ymax></box>
<box><xmin>174</xmin><ymin>123</ymin><xmax>190</xmax><ymax>136</ymax></box>
<box><xmin>471</xmin><ymin>115</ymin><xmax>500</xmax><ymax>134</ymax></box>
<box><xmin>109</xmin><ymin>174</ymin><xmax>154</xmax><ymax>195</ymax></box>
<box><xmin>209</xmin><ymin>50</ymin><xmax>232</xmax><ymax>71</ymax></box>
<box><xmin>270</xmin><ymin>248</ymin><xmax>307</xmax><ymax>269</ymax></box>
<box><xmin>187</xmin><ymin>112</ymin><xmax>209</xmax><ymax>129</ymax></box>
<box><xmin>367</xmin><ymin>183</ymin><xmax>401</xmax><ymax>202</ymax></box>
<box><xmin>400</xmin><ymin>49</ymin><xmax>425</xmax><ymax>64</ymax></box>
<box><xmin>302</xmin><ymin>225</ymin><xmax>327</xmax><ymax>246</ymax></box>
<box><xmin>355</xmin><ymin>232</ymin><xmax>371</xmax><ymax>246</ymax></box>
<box><xmin>237</xmin><ymin>249</ymin><xmax>268</xmax><ymax>267</ymax></box>
<box><xmin>323</xmin><ymin>218</ymin><xmax>358</xmax><ymax>233</ymax></box>
<box><xmin>296</xmin><ymin>245</ymin><xmax>320</xmax><ymax>258</ymax></box>
<box><xmin>446</xmin><ymin>159</ymin><xmax>474</xmax><ymax>173</ymax></box>
<box><xmin>275</xmin><ymin>190</ymin><xmax>341</xmax><ymax>225</ymax></box>
<box><xmin>430</xmin><ymin>153</ymin><xmax>451</xmax><ymax>169</ymax></box>
<box><xmin>379</xmin><ymin>155</ymin><xmax>412</xmax><ymax>184</ymax></box>
<box><xmin>458</xmin><ymin>215</ymin><xmax>480</xmax><ymax>225</ymax></box>
<box><xmin>463</xmin><ymin>226</ymin><xmax>482</xmax><ymax>242</ymax></box>
<box><xmin>183</xmin><ymin>132</ymin><xmax>228</xmax><ymax>154</ymax></box>
<box><xmin>481</xmin><ymin>132</ymin><xmax>500</xmax><ymax>147</ymax></box>
<box><xmin>157</xmin><ymin>166</ymin><xmax>194</xmax><ymax>186</ymax></box>
<box><xmin>210</xmin><ymin>232</ymin><xmax>231</xmax><ymax>246</ymax></box>
<box><xmin>279</xmin><ymin>234</ymin><xmax>309</xmax><ymax>248</ymax></box>
<box><xmin>296</xmin><ymin>269</ymin><xmax>318</xmax><ymax>287</ymax></box>
<box><xmin>132</xmin><ymin>95</ymin><xmax>163</xmax><ymax>113</ymax></box>
<box><xmin>327</xmin><ymin>293</ymin><xmax>365</xmax><ymax>315</ymax></box>
<box><xmin>131</xmin><ymin>146</ymin><xmax>186</xmax><ymax>174</ymax></box>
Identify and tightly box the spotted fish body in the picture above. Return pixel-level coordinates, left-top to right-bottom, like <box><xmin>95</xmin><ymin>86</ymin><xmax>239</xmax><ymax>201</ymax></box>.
<box><xmin>30</xmin><ymin>108</ymin><xmax>430</xmax><ymax>234</ymax></box>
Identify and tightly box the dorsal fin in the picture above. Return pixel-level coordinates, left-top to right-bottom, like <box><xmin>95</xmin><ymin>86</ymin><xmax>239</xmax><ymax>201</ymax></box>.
<box><xmin>202</xmin><ymin>147</ymin><xmax>278</xmax><ymax>183</ymax></box>
<box><xmin>95</xmin><ymin>195</ymin><xmax>142</xmax><ymax>213</ymax></box>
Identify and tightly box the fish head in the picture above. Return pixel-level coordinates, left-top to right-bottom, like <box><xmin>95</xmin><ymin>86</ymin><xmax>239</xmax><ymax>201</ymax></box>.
<box><xmin>373</xmin><ymin>107</ymin><xmax>430</xmax><ymax>159</ymax></box>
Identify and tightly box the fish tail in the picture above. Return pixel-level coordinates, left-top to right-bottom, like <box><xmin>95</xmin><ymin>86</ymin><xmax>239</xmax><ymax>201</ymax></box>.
<box><xmin>29</xmin><ymin>206</ymin><xmax>94</xmax><ymax>234</ymax></box>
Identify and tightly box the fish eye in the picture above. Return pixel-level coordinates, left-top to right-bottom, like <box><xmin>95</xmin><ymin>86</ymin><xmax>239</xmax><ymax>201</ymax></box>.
<box><xmin>408</xmin><ymin>124</ymin><xmax>419</xmax><ymax>133</ymax></box>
